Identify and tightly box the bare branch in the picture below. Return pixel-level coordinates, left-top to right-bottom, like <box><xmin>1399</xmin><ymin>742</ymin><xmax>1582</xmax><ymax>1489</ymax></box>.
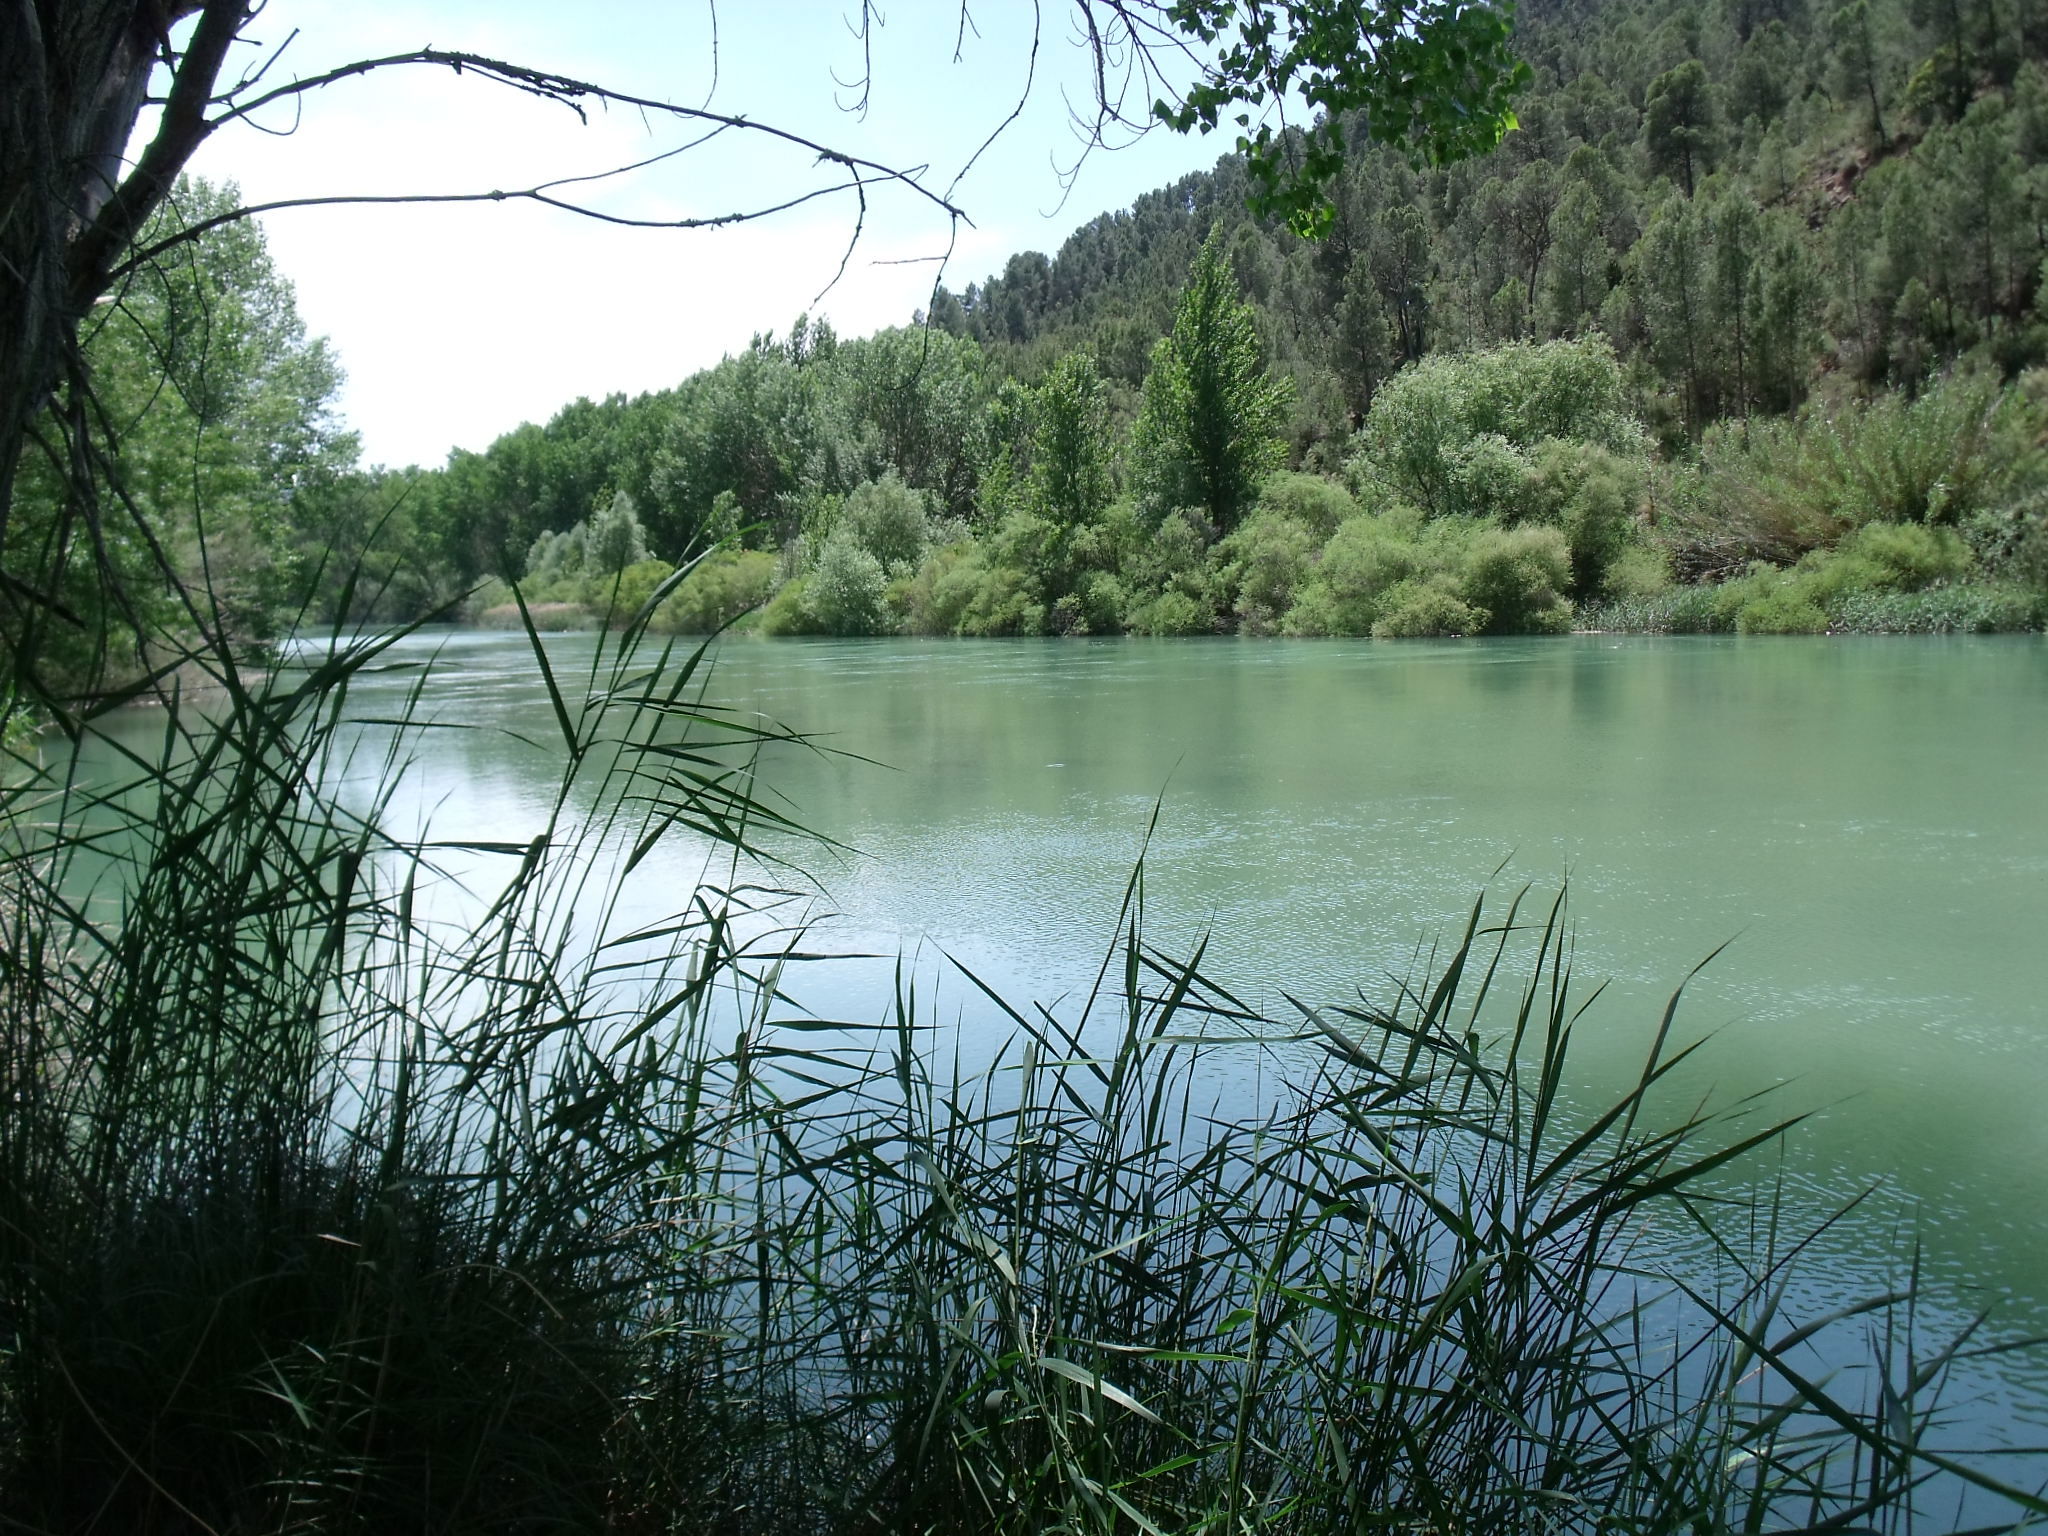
<box><xmin>813</xmin><ymin>170</ymin><xmax>873</xmax><ymax>307</ymax></box>
<box><xmin>197</xmin><ymin>47</ymin><xmax>969</xmax><ymax>220</ymax></box>
<box><xmin>111</xmin><ymin>176</ymin><xmax>904</xmax><ymax>288</ymax></box>
<box><xmin>220</xmin><ymin>22</ymin><xmax>300</xmax><ymax>103</ymax></box>
<box><xmin>834</xmin><ymin>1</ymin><xmax>879</xmax><ymax>120</ymax></box>
<box><xmin>945</xmin><ymin>0</ymin><xmax>1043</xmax><ymax>205</ymax></box>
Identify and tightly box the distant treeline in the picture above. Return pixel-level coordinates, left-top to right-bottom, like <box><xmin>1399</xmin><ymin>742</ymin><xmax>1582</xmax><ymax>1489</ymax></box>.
<box><xmin>18</xmin><ymin>0</ymin><xmax>2048</xmax><ymax>674</ymax></box>
<box><xmin>301</xmin><ymin>0</ymin><xmax>2048</xmax><ymax>636</ymax></box>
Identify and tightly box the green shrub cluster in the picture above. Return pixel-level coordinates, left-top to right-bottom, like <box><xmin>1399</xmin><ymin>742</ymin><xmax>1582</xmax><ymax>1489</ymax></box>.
<box><xmin>1351</xmin><ymin>337</ymin><xmax>1648</xmax><ymax>519</ymax></box>
<box><xmin>1661</xmin><ymin>373</ymin><xmax>2048</xmax><ymax>579</ymax></box>
<box><xmin>652</xmin><ymin>549</ymin><xmax>779</xmax><ymax>634</ymax></box>
<box><xmin>1585</xmin><ymin>519</ymin><xmax>2042</xmax><ymax>633</ymax></box>
<box><xmin>1275</xmin><ymin>514</ymin><xmax>1571</xmax><ymax>638</ymax></box>
<box><xmin>746</xmin><ymin>338</ymin><xmax>1665</xmax><ymax>640</ymax></box>
<box><xmin>477</xmin><ymin>493</ymin><xmax>783</xmax><ymax>636</ymax></box>
<box><xmin>463</xmin><ymin>342</ymin><xmax>2048</xmax><ymax>646</ymax></box>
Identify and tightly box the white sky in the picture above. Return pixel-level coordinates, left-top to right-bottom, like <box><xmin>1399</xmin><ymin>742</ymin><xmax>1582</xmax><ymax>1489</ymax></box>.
<box><xmin>172</xmin><ymin>1</ymin><xmax>1225</xmax><ymax>469</ymax></box>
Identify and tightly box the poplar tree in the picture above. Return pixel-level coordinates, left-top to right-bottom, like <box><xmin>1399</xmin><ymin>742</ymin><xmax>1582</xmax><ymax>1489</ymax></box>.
<box><xmin>1131</xmin><ymin>231</ymin><xmax>1291</xmax><ymax>531</ymax></box>
<box><xmin>1027</xmin><ymin>352</ymin><xmax>1114</xmax><ymax>533</ymax></box>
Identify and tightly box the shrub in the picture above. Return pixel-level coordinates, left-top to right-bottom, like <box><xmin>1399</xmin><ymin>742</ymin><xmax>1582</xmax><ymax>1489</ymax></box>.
<box><xmin>890</xmin><ymin>544</ymin><xmax>983</xmax><ymax>633</ymax></box>
<box><xmin>517</xmin><ymin>494</ymin><xmax>658</xmax><ymax>612</ymax></box>
<box><xmin>1521</xmin><ymin>438</ymin><xmax>1644</xmax><ymax>598</ymax></box>
<box><xmin>757</xmin><ymin>575</ymin><xmax>819</xmax><ymax>635</ymax></box>
<box><xmin>1118</xmin><ymin>510</ymin><xmax>1221</xmax><ymax>630</ymax></box>
<box><xmin>839</xmin><ymin>471</ymin><xmax>932</xmax><ymax>571</ymax></box>
<box><xmin>1357</xmin><ymin>337</ymin><xmax>1647</xmax><ymax>515</ymax></box>
<box><xmin>1130</xmin><ymin>587</ymin><xmax>1210</xmax><ymax>635</ymax></box>
<box><xmin>1372</xmin><ymin>577</ymin><xmax>1487</xmax><ymax>637</ymax></box>
<box><xmin>1665</xmin><ymin>373</ymin><xmax>2046</xmax><ymax>579</ymax></box>
<box><xmin>1834</xmin><ymin>521</ymin><xmax>1975</xmax><ymax>590</ymax></box>
<box><xmin>1603</xmin><ymin>542</ymin><xmax>1673</xmax><ymax>600</ymax></box>
<box><xmin>1281</xmin><ymin>514</ymin><xmax>1429</xmax><ymax>635</ymax></box>
<box><xmin>1735</xmin><ymin>583</ymin><xmax>1830</xmax><ymax>633</ymax></box>
<box><xmin>1458</xmin><ymin>524</ymin><xmax>1574</xmax><ymax>633</ymax></box>
<box><xmin>1255</xmin><ymin>470</ymin><xmax>1358</xmax><ymax>536</ymax></box>
<box><xmin>898</xmin><ymin>539</ymin><xmax>1047</xmax><ymax>635</ymax></box>
<box><xmin>590</xmin><ymin>556</ymin><xmax>677</xmax><ymax>624</ymax></box>
<box><xmin>1219</xmin><ymin>511</ymin><xmax>1319</xmax><ymax>634</ymax></box>
<box><xmin>986</xmin><ymin>507</ymin><xmax>1062</xmax><ymax>592</ymax></box>
<box><xmin>1077</xmin><ymin>571</ymin><xmax>1130</xmax><ymax>635</ymax></box>
<box><xmin>897</xmin><ymin>542</ymin><xmax>979</xmax><ymax>634</ymax></box>
<box><xmin>1964</xmin><ymin>490</ymin><xmax>2048</xmax><ymax>587</ymax></box>
<box><xmin>1124</xmin><ymin>508</ymin><xmax>1213</xmax><ymax>590</ymax></box>
<box><xmin>803</xmin><ymin>530</ymin><xmax>894</xmax><ymax>635</ymax></box>
<box><xmin>952</xmin><ymin>559</ymin><xmax>1043</xmax><ymax>635</ymax></box>
<box><xmin>1446</xmin><ymin>432</ymin><xmax>1531</xmax><ymax>521</ymax></box>
<box><xmin>653</xmin><ymin>549</ymin><xmax>779</xmax><ymax>633</ymax></box>
<box><xmin>958</xmin><ymin>569</ymin><xmax>1048</xmax><ymax>634</ymax></box>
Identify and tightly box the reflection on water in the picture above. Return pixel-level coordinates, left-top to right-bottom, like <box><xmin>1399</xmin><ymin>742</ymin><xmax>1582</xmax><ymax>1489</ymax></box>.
<box><xmin>72</xmin><ymin>628</ymin><xmax>2048</xmax><ymax>1439</ymax></box>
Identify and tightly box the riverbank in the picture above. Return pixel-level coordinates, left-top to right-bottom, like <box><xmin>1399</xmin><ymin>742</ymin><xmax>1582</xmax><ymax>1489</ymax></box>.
<box><xmin>1581</xmin><ymin>577</ymin><xmax>2045</xmax><ymax>635</ymax></box>
<box><xmin>470</xmin><ymin>575</ymin><xmax>2046</xmax><ymax>639</ymax></box>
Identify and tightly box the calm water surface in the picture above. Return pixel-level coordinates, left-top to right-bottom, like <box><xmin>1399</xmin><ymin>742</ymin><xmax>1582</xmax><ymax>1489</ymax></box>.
<box><xmin>84</xmin><ymin>629</ymin><xmax>2048</xmax><ymax>1436</ymax></box>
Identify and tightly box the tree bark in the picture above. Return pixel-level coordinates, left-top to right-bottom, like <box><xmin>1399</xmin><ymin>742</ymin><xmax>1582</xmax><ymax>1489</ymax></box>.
<box><xmin>0</xmin><ymin>0</ymin><xmax>231</xmax><ymax>549</ymax></box>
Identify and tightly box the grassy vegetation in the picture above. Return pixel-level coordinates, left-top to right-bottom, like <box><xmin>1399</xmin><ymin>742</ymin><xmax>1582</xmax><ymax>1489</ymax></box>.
<box><xmin>1</xmin><ymin>607</ymin><xmax>2040</xmax><ymax>1533</ymax></box>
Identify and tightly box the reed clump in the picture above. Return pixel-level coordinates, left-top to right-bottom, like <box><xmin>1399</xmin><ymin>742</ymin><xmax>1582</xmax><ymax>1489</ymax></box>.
<box><xmin>0</xmin><ymin>603</ymin><xmax>2037</xmax><ymax>1534</ymax></box>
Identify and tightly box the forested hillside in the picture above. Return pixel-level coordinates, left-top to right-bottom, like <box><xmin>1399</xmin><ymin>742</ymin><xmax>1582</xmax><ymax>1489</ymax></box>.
<box><xmin>939</xmin><ymin>0</ymin><xmax>2048</xmax><ymax>428</ymax></box>
<box><xmin>33</xmin><ymin>0</ymin><xmax>2048</xmax><ymax>655</ymax></box>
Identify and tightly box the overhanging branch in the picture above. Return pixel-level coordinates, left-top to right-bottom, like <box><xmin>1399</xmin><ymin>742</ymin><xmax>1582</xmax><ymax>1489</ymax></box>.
<box><xmin>110</xmin><ymin>177</ymin><xmax>924</xmax><ymax>285</ymax></box>
<box><xmin>85</xmin><ymin>38</ymin><xmax>976</xmax><ymax>308</ymax></box>
<box><xmin>204</xmin><ymin>47</ymin><xmax>971</xmax><ymax>219</ymax></box>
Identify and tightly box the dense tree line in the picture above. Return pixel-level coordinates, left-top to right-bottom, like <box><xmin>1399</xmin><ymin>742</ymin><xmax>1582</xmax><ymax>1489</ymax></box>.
<box><xmin>20</xmin><ymin>0</ymin><xmax>2048</xmax><ymax>663</ymax></box>
<box><xmin>268</xmin><ymin>0</ymin><xmax>2048</xmax><ymax>635</ymax></box>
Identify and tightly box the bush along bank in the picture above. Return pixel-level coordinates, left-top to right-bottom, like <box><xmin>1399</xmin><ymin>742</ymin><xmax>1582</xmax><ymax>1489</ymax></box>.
<box><xmin>463</xmin><ymin>323</ymin><xmax>2048</xmax><ymax>643</ymax></box>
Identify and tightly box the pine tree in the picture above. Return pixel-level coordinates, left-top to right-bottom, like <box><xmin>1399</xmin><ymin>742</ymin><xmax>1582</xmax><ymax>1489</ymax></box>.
<box><xmin>1334</xmin><ymin>258</ymin><xmax>1397</xmax><ymax>422</ymax></box>
<box><xmin>1639</xmin><ymin>194</ymin><xmax>1713</xmax><ymax>429</ymax></box>
<box><xmin>1644</xmin><ymin>60</ymin><xmax>1722</xmax><ymax>196</ymax></box>
<box><xmin>1543</xmin><ymin>181</ymin><xmax>1612</xmax><ymax>335</ymax></box>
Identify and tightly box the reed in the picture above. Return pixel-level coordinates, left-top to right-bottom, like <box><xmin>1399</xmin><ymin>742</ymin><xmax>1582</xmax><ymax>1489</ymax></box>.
<box><xmin>0</xmin><ymin>601</ymin><xmax>2037</xmax><ymax>1533</ymax></box>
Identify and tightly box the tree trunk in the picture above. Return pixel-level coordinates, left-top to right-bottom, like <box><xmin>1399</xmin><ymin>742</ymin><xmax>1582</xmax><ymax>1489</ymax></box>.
<box><xmin>0</xmin><ymin>0</ymin><xmax>227</xmax><ymax>550</ymax></box>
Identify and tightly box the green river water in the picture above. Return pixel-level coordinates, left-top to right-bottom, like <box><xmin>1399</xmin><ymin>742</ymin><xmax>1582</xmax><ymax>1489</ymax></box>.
<box><xmin>80</xmin><ymin>628</ymin><xmax>2048</xmax><ymax>1443</ymax></box>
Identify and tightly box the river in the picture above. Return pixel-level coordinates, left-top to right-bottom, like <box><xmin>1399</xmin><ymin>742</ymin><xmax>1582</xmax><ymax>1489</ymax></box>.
<box><xmin>76</xmin><ymin>627</ymin><xmax>2048</xmax><ymax>1452</ymax></box>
